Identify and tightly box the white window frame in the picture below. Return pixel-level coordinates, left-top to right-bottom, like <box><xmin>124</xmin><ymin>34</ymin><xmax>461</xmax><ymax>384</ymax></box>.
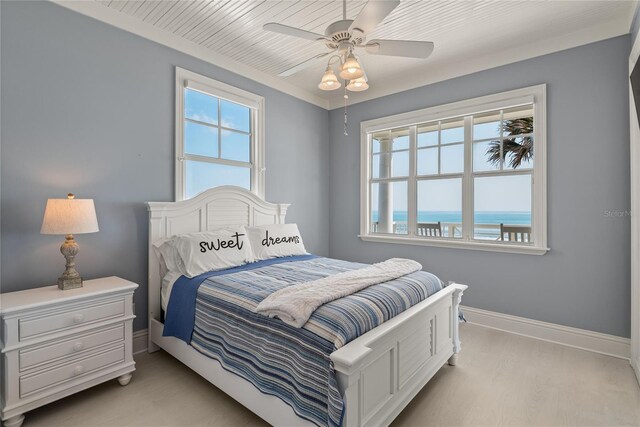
<box><xmin>360</xmin><ymin>85</ymin><xmax>548</xmax><ymax>255</ymax></box>
<box><xmin>175</xmin><ymin>67</ymin><xmax>265</xmax><ymax>200</ymax></box>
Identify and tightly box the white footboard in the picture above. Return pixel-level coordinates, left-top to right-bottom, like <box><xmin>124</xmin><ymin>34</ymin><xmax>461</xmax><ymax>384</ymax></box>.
<box><xmin>331</xmin><ymin>283</ymin><xmax>466</xmax><ymax>427</ymax></box>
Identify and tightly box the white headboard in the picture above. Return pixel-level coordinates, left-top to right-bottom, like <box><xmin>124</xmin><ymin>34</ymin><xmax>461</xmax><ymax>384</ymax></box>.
<box><xmin>146</xmin><ymin>186</ymin><xmax>289</xmax><ymax>323</ymax></box>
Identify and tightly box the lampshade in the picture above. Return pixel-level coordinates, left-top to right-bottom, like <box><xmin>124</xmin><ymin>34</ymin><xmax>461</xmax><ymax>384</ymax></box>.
<box><xmin>318</xmin><ymin>66</ymin><xmax>341</xmax><ymax>91</ymax></box>
<box><xmin>347</xmin><ymin>75</ymin><xmax>369</xmax><ymax>92</ymax></box>
<box><xmin>41</xmin><ymin>194</ymin><xmax>99</xmax><ymax>235</ymax></box>
<box><xmin>339</xmin><ymin>53</ymin><xmax>364</xmax><ymax>80</ymax></box>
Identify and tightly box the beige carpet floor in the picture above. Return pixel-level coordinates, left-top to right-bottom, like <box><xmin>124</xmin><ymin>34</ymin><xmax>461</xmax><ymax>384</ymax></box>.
<box><xmin>24</xmin><ymin>323</ymin><xmax>640</xmax><ymax>427</ymax></box>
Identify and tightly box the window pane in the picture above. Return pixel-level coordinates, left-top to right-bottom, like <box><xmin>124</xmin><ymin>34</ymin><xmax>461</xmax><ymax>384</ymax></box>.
<box><xmin>390</xmin><ymin>133</ymin><xmax>409</xmax><ymax>151</ymax></box>
<box><xmin>372</xmin><ymin>154</ymin><xmax>381</xmax><ymax>179</ymax></box>
<box><xmin>473</xmin><ymin>111</ymin><xmax>501</xmax><ymax>140</ymax></box>
<box><xmin>440</xmin><ymin>143</ymin><xmax>464</xmax><ymax>174</ymax></box>
<box><xmin>371</xmin><ymin>131</ymin><xmax>388</xmax><ymax>153</ymax></box>
<box><xmin>441</xmin><ymin>118</ymin><xmax>464</xmax><ymax>144</ymax></box>
<box><xmin>474</xmin><ymin>174</ymin><xmax>532</xmax><ymax>242</ymax></box>
<box><xmin>370</xmin><ymin>181</ymin><xmax>408</xmax><ymax>235</ymax></box>
<box><xmin>371</xmin><ymin>128</ymin><xmax>409</xmax><ymax>178</ymax></box>
<box><xmin>221</xmin><ymin>130</ymin><xmax>250</xmax><ymax>162</ymax></box>
<box><xmin>391</xmin><ymin>151</ymin><xmax>409</xmax><ymax>177</ymax></box>
<box><xmin>504</xmin><ymin>137</ymin><xmax>534</xmax><ymax>170</ymax></box>
<box><xmin>220</xmin><ymin>99</ymin><xmax>250</xmax><ymax>132</ymax></box>
<box><xmin>371</xmin><ymin>182</ymin><xmax>379</xmax><ymax>232</ymax></box>
<box><xmin>503</xmin><ymin>105</ymin><xmax>534</xmax><ymax>127</ymax></box>
<box><xmin>473</xmin><ymin>140</ymin><xmax>501</xmax><ymax>172</ymax></box>
<box><xmin>417</xmin><ymin>147</ymin><xmax>438</xmax><ymax>175</ymax></box>
<box><xmin>417</xmin><ymin>123</ymin><xmax>438</xmax><ymax>147</ymax></box>
<box><xmin>184</xmin><ymin>121</ymin><xmax>218</xmax><ymax>158</ymax></box>
<box><xmin>417</xmin><ymin>179</ymin><xmax>462</xmax><ymax>238</ymax></box>
<box><xmin>372</xmin><ymin>152</ymin><xmax>408</xmax><ymax>178</ymax></box>
<box><xmin>185</xmin><ymin>89</ymin><xmax>217</xmax><ymax>125</ymax></box>
<box><xmin>373</xmin><ymin>128</ymin><xmax>410</xmax><ymax>151</ymax></box>
<box><xmin>372</xmin><ymin>138</ymin><xmax>380</xmax><ymax>154</ymax></box>
<box><xmin>502</xmin><ymin>105</ymin><xmax>534</xmax><ymax>170</ymax></box>
<box><xmin>185</xmin><ymin>160</ymin><xmax>250</xmax><ymax>199</ymax></box>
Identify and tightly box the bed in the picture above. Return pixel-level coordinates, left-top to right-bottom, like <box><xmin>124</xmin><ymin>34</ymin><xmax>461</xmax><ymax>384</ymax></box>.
<box><xmin>146</xmin><ymin>186</ymin><xmax>467</xmax><ymax>427</ymax></box>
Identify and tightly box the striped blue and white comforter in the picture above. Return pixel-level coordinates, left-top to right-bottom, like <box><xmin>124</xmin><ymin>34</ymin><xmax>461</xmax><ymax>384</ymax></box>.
<box><xmin>163</xmin><ymin>256</ymin><xmax>443</xmax><ymax>426</ymax></box>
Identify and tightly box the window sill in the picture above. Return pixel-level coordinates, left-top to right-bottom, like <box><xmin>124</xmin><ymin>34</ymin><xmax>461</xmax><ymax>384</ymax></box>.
<box><xmin>359</xmin><ymin>234</ymin><xmax>549</xmax><ymax>255</ymax></box>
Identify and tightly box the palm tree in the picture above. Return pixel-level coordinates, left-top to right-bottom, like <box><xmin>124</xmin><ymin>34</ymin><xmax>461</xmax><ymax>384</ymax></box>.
<box><xmin>486</xmin><ymin>117</ymin><xmax>533</xmax><ymax>169</ymax></box>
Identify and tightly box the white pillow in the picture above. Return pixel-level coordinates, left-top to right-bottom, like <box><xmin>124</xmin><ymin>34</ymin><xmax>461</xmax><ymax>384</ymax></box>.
<box><xmin>172</xmin><ymin>227</ymin><xmax>254</xmax><ymax>278</ymax></box>
<box><xmin>152</xmin><ymin>237</ymin><xmax>186</xmax><ymax>277</ymax></box>
<box><xmin>246</xmin><ymin>223</ymin><xmax>308</xmax><ymax>261</ymax></box>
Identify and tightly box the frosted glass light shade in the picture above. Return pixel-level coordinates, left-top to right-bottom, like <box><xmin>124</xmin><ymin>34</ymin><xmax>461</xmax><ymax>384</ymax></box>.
<box><xmin>339</xmin><ymin>54</ymin><xmax>364</xmax><ymax>80</ymax></box>
<box><xmin>318</xmin><ymin>66</ymin><xmax>341</xmax><ymax>91</ymax></box>
<box><xmin>347</xmin><ymin>76</ymin><xmax>369</xmax><ymax>92</ymax></box>
<box><xmin>41</xmin><ymin>195</ymin><xmax>99</xmax><ymax>235</ymax></box>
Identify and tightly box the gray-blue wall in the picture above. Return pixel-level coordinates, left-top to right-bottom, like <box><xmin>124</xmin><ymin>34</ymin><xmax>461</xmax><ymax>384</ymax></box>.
<box><xmin>1</xmin><ymin>1</ymin><xmax>632</xmax><ymax>338</ymax></box>
<box><xmin>0</xmin><ymin>1</ymin><xmax>329</xmax><ymax>330</ymax></box>
<box><xmin>329</xmin><ymin>35</ymin><xmax>632</xmax><ymax>338</ymax></box>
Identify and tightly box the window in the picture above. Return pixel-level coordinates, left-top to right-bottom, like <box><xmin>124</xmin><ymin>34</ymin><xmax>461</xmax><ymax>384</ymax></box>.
<box><xmin>176</xmin><ymin>67</ymin><xmax>264</xmax><ymax>200</ymax></box>
<box><xmin>360</xmin><ymin>85</ymin><xmax>547</xmax><ymax>254</ymax></box>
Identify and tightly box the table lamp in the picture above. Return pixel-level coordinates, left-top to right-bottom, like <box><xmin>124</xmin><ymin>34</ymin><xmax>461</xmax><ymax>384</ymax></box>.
<box><xmin>41</xmin><ymin>193</ymin><xmax>99</xmax><ymax>290</ymax></box>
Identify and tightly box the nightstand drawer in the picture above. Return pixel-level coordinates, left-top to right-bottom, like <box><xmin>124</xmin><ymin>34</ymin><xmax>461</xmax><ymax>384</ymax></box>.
<box><xmin>20</xmin><ymin>344</ymin><xmax>125</xmax><ymax>397</ymax></box>
<box><xmin>19</xmin><ymin>298</ymin><xmax>125</xmax><ymax>340</ymax></box>
<box><xmin>19</xmin><ymin>324</ymin><xmax>124</xmax><ymax>370</ymax></box>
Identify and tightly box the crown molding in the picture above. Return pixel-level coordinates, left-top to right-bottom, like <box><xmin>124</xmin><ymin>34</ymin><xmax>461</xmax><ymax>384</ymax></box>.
<box><xmin>328</xmin><ymin>13</ymin><xmax>632</xmax><ymax>110</ymax></box>
<box><xmin>49</xmin><ymin>0</ymin><xmax>330</xmax><ymax>110</ymax></box>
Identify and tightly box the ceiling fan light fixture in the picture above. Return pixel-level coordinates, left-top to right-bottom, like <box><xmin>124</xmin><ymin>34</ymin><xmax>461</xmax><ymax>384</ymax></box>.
<box><xmin>346</xmin><ymin>75</ymin><xmax>369</xmax><ymax>92</ymax></box>
<box><xmin>339</xmin><ymin>53</ymin><xmax>364</xmax><ymax>80</ymax></box>
<box><xmin>318</xmin><ymin>65</ymin><xmax>341</xmax><ymax>91</ymax></box>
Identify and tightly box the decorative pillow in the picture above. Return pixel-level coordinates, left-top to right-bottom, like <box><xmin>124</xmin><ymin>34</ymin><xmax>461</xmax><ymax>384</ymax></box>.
<box><xmin>246</xmin><ymin>223</ymin><xmax>308</xmax><ymax>261</ymax></box>
<box><xmin>172</xmin><ymin>227</ymin><xmax>254</xmax><ymax>278</ymax></box>
<box><xmin>152</xmin><ymin>237</ymin><xmax>186</xmax><ymax>277</ymax></box>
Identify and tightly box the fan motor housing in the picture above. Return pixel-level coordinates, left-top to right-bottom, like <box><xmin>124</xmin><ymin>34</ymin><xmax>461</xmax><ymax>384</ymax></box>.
<box><xmin>324</xmin><ymin>19</ymin><xmax>364</xmax><ymax>49</ymax></box>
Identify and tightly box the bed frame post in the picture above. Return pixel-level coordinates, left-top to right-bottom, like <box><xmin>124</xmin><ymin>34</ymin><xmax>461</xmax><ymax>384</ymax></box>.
<box><xmin>448</xmin><ymin>285</ymin><xmax>464</xmax><ymax>366</ymax></box>
<box><xmin>147</xmin><ymin>207</ymin><xmax>163</xmax><ymax>353</ymax></box>
<box><xmin>336</xmin><ymin>372</ymin><xmax>360</xmax><ymax>427</ymax></box>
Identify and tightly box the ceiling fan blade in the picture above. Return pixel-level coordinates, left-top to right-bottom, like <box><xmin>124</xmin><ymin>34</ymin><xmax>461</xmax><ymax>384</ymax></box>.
<box><xmin>263</xmin><ymin>23</ymin><xmax>327</xmax><ymax>41</ymax></box>
<box><xmin>278</xmin><ymin>52</ymin><xmax>331</xmax><ymax>77</ymax></box>
<box><xmin>349</xmin><ymin>1</ymin><xmax>400</xmax><ymax>35</ymax></box>
<box><xmin>365</xmin><ymin>40</ymin><xmax>434</xmax><ymax>58</ymax></box>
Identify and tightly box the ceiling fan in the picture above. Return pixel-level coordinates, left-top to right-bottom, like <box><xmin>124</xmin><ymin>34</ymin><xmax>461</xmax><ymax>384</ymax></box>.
<box><xmin>263</xmin><ymin>0</ymin><xmax>434</xmax><ymax>92</ymax></box>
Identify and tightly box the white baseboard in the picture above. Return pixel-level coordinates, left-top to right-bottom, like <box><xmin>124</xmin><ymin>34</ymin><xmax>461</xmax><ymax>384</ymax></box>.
<box><xmin>133</xmin><ymin>329</ymin><xmax>149</xmax><ymax>355</ymax></box>
<box><xmin>461</xmin><ymin>305</ymin><xmax>630</xmax><ymax>360</ymax></box>
<box><xmin>632</xmin><ymin>356</ymin><xmax>640</xmax><ymax>386</ymax></box>
<box><xmin>133</xmin><ymin>310</ymin><xmax>634</xmax><ymax>364</ymax></box>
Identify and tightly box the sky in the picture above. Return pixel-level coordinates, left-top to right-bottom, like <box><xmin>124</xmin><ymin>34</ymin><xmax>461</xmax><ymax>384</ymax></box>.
<box><xmin>183</xmin><ymin>89</ymin><xmax>253</xmax><ymax>198</ymax></box>
<box><xmin>184</xmin><ymin>89</ymin><xmax>251</xmax><ymax>163</ymax></box>
<box><xmin>372</xmin><ymin>117</ymin><xmax>533</xmax><ymax>213</ymax></box>
<box><xmin>184</xmin><ymin>89</ymin><xmax>533</xmax><ymax>212</ymax></box>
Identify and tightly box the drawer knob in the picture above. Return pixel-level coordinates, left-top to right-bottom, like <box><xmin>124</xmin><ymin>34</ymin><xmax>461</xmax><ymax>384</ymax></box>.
<box><xmin>73</xmin><ymin>342</ymin><xmax>84</xmax><ymax>352</ymax></box>
<box><xmin>73</xmin><ymin>365</ymin><xmax>85</xmax><ymax>376</ymax></box>
<box><xmin>72</xmin><ymin>314</ymin><xmax>85</xmax><ymax>323</ymax></box>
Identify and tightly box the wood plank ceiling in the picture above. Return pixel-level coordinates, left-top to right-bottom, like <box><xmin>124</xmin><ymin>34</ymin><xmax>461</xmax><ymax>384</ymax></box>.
<box><xmin>93</xmin><ymin>1</ymin><xmax>634</xmax><ymax>106</ymax></box>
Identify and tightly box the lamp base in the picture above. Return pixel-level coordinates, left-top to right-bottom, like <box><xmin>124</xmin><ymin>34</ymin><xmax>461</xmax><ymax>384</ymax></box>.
<box><xmin>58</xmin><ymin>234</ymin><xmax>84</xmax><ymax>291</ymax></box>
<box><xmin>58</xmin><ymin>276</ymin><xmax>83</xmax><ymax>290</ymax></box>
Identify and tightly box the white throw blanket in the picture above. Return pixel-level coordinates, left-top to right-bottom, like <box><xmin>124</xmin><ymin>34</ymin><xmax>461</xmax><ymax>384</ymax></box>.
<box><xmin>256</xmin><ymin>258</ymin><xmax>422</xmax><ymax>327</ymax></box>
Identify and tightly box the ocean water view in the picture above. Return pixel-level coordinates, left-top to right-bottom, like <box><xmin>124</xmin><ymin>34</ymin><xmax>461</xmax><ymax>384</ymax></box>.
<box><xmin>371</xmin><ymin>211</ymin><xmax>532</xmax><ymax>239</ymax></box>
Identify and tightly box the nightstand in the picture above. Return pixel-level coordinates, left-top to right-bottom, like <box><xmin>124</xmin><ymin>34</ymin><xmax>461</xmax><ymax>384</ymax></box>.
<box><xmin>0</xmin><ymin>277</ymin><xmax>138</xmax><ymax>427</ymax></box>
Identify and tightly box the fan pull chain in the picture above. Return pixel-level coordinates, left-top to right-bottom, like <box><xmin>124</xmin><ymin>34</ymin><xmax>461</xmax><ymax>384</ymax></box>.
<box><xmin>344</xmin><ymin>87</ymin><xmax>349</xmax><ymax>136</ymax></box>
